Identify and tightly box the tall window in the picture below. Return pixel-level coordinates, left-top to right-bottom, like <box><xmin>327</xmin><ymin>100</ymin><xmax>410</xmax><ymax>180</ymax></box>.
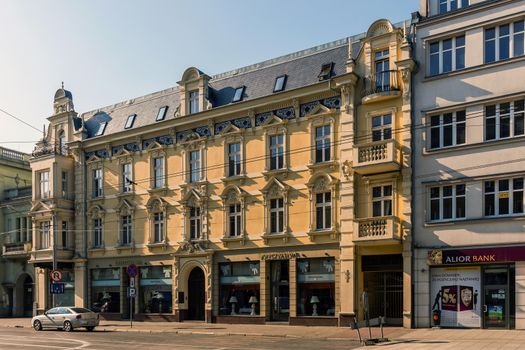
<box><xmin>59</xmin><ymin>131</ymin><xmax>66</xmax><ymax>155</ymax></box>
<box><xmin>189</xmin><ymin>90</ymin><xmax>199</xmax><ymax>114</ymax></box>
<box><xmin>485</xmin><ymin>21</ymin><xmax>525</xmax><ymax>63</ymax></box>
<box><xmin>39</xmin><ymin>171</ymin><xmax>50</xmax><ymax>199</ymax></box>
<box><xmin>153</xmin><ymin>157</ymin><xmax>165</xmax><ymax>188</ymax></box>
<box><xmin>372</xmin><ymin>185</ymin><xmax>393</xmax><ymax>217</ymax></box>
<box><xmin>229</xmin><ymin>204</ymin><xmax>241</xmax><ymax>237</ymax></box>
<box><xmin>439</xmin><ymin>0</ymin><xmax>469</xmax><ymax>14</ymax></box>
<box><xmin>315</xmin><ymin>125</ymin><xmax>331</xmax><ymax>163</ymax></box>
<box><xmin>430</xmin><ymin>111</ymin><xmax>466</xmax><ymax>149</ymax></box>
<box><xmin>122</xmin><ymin>163</ymin><xmax>132</xmax><ymax>193</ymax></box>
<box><xmin>429</xmin><ymin>35</ymin><xmax>465</xmax><ymax>76</ymax></box>
<box><xmin>93</xmin><ymin>168</ymin><xmax>103</xmax><ymax>198</ymax></box>
<box><xmin>371</xmin><ymin>114</ymin><xmax>392</xmax><ymax>142</ymax></box>
<box><xmin>93</xmin><ymin>218</ymin><xmax>103</xmax><ymax>248</ymax></box>
<box><xmin>189</xmin><ymin>150</ymin><xmax>201</xmax><ymax>183</ymax></box>
<box><xmin>485</xmin><ymin>100</ymin><xmax>525</xmax><ymax>141</ymax></box>
<box><xmin>269</xmin><ymin>134</ymin><xmax>284</xmax><ymax>170</ymax></box>
<box><xmin>60</xmin><ymin>221</ymin><xmax>68</xmax><ymax>248</ymax></box>
<box><xmin>61</xmin><ymin>171</ymin><xmax>68</xmax><ymax>199</ymax></box>
<box><xmin>153</xmin><ymin>212</ymin><xmax>164</xmax><ymax>243</ymax></box>
<box><xmin>430</xmin><ymin>184</ymin><xmax>466</xmax><ymax>221</ymax></box>
<box><xmin>484</xmin><ymin>178</ymin><xmax>524</xmax><ymax>216</ymax></box>
<box><xmin>189</xmin><ymin>207</ymin><xmax>201</xmax><ymax>240</ymax></box>
<box><xmin>374</xmin><ymin>49</ymin><xmax>390</xmax><ymax>92</ymax></box>
<box><xmin>39</xmin><ymin>221</ymin><xmax>50</xmax><ymax>249</ymax></box>
<box><xmin>270</xmin><ymin>198</ymin><xmax>284</xmax><ymax>234</ymax></box>
<box><xmin>121</xmin><ymin>215</ymin><xmax>132</xmax><ymax>245</ymax></box>
<box><xmin>228</xmin><ymin>143</ymin><xmax>241</xmax><ymax>177</ymax></box>
<box><xmin>315</xmin><ymin>192</ymin><xmax>332</xmax><ymax>230</ymax></box>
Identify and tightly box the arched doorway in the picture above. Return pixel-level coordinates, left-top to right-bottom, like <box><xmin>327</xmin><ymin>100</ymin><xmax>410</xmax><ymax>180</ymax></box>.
<box><xmin>187</xmin><ymin>267</ymin><xmax>205</xmax><ymax>321</ymax></box>
<box><xmin>22</xmin><ymin>275</ymin><xmax>34</xmax><ymax>317</ymax></box>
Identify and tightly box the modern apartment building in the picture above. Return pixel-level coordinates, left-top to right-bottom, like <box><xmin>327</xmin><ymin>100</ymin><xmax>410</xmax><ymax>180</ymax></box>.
<box><xmin>28</xmin><ymin>19</ymin><xmax>414</xmax><ymax>326</ymax></box>
<box><xmin>413</xmin><ymin>0</ymin><xmax>525</xmax><ymax>329</ymax></box>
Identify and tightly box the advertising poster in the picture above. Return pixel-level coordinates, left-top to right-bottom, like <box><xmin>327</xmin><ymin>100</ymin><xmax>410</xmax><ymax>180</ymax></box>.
<box><xmin>430</xmin><ymin>267</ymin><xmax>481</xmax><ymax>328</ymax></box>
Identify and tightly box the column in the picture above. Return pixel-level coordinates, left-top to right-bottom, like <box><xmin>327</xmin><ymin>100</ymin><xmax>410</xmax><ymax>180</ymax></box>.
<box><xmin>74</xmin><ymin>260</ymin><xmax>87</xmax><ymax>307</ymax></box>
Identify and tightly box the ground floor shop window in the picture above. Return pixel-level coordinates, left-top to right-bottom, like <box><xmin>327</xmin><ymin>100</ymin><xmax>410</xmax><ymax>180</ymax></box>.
<box><xmin>91</xmin><ymin>268</ymin><xmax>121</xmax><ymax>313</ymax></box>
<box><xmin>296</xmin><ymin>258</ymin><xmax>335</xmax><ymax>316</ymax></box>
<box><xmin>55</xmin><ymin>270</ymin><xmax>74</xmax><ymax>307</ymax></box>
<box><xmin>139</xmin><ymin>266</ymin><xmax>172</xmax><ymax>314</ymax></box>
<box><xmin>219</xmin><ymin>262</ymin><xmax>260</xmax><ymax>315</ymax></box>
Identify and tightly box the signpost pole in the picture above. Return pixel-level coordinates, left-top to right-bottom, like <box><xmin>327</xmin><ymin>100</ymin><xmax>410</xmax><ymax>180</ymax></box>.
<box><xmin>126</xmin><ymin>264</ymin><xmax>138</xmax><ymax>329</ymax></box>
<box><xmin>52</xmin><ymin>213</ymin><xmax>57</xmax><ymax>308</ymax></box>
<box><xmin>130</xmin><ymin>291</ymin><xmax>133</xmax><ymax>329</ymax></box>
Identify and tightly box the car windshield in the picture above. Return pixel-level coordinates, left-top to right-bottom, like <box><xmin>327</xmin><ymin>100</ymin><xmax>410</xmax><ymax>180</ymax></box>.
<box><xmin>70</xmin><ymin>307</ymin><xmax>92</xmax><ymax>313</ymax></box>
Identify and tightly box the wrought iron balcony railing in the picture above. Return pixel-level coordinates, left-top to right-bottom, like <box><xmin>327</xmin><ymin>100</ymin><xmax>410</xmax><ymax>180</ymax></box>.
<box><xmin>362</xmin><ymin>70</ymin><xmax>400</xmax><ymax>98</ymax></box>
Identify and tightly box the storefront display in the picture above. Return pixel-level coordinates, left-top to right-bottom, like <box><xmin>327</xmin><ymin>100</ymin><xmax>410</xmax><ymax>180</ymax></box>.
<box><xmin>91</xmin><ymin>268</ymin><xmax>121</xmax><ymax>313</ymax></box>
<box><xmin>296</xmin><ymin>258</ymin><xmax>335</xmax><ymax>317</ymax></box>
<box><xmin>139</xmin><ymin>266</ymin><xmax>172</xmax><ymax>314</ymax></box>
<box><xmin>219</xmin><ymin>262</ymin><xmax>260</xmax><ymax>315</ymax></box>
<box><xmin>55</xmin><ymin>270</ymin><xmax>74</xmax><ymax>307</ymax></box>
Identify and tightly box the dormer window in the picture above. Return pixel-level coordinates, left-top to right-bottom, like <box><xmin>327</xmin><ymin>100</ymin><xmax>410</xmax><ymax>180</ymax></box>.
<box><xmin>156</xmin><ymin>106</ymin><xmax>168</xmax><ymax>121</ymax></box>
<box><xmin>232</xmin><ymin>86</ymin><xmax>245</xmax><ymax>103</ymax></box>
<box><xmin>95</xmin><ymin>122</ymin><xmax>107</xmax><ymax>136</ymax></box>
<box><xmin>273</xmin><ymin>75</ymin><xmax>287</xmax><ymax>92</ymax></box>
<box><xmin>439</xmin><ymin>0</ymin><xmax>469</xmax><ymax>15</ymax></box>
<box><xmin>318</xmin><ymin>62</ymin><xmax>334</xmax><ymax>81</ymax></box>
<box><xmin>124</xmin><ymin>114</ymin><xmax>136</xmax><ymax>129</ymax></box>
<box><xmin>189</xmin><ymin>90</ymin><xmax>199</xmax><ymax>114</ymax></box>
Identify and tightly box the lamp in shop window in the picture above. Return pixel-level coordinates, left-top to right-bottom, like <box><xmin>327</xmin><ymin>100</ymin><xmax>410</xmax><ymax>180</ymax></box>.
<box><xmin>310</xmin><ymin>296</ymin><xmax>320</xmax><ymax>316</ymax></box>
<box><xmin>229</xmin><ymin>296</ymin><xmax>238</xmax><ymax>315</ymax></box>
<box><xmin>248</xmin><ymin>296</ymin><xmax>258</xmax><ymax>316</ymax></box>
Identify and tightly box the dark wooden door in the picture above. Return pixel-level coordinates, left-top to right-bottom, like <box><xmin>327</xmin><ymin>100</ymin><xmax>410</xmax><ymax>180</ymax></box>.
<box><xmin>188</xmin><ymin>268</ymin><xmax>205</xmax><ymax>321</ymax></box>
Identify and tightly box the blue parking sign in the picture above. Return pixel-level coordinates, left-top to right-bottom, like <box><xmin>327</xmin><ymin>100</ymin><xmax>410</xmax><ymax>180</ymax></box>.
<box><xmin>50</xmin><ymin>282</ymin><xmax>65</xmax><ymax>294</ymax></box>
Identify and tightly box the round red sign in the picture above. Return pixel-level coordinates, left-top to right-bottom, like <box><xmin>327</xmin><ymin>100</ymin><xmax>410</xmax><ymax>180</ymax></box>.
<box><xmin>50</xmin><ymin>270</ymin><xmax>62</xmax><ymax>282</ymax></box>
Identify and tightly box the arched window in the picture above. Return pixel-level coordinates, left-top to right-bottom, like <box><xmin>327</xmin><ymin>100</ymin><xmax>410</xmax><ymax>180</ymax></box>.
<box><xmin>58</xmin><ymin>131</ymin><xmax>66</xmax><ymax>155</ymax></box>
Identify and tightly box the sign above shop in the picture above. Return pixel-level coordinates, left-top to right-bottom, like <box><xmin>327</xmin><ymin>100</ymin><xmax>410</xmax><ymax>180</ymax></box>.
<box><xmin>261</xmin><ymin>252</ymin><xmax>299</xmax><ymax>260</ymax></box>
<box><xmin>428</xmin><ymin>246</ymin><xmax>525</xmax><ymax>265</ymax></box>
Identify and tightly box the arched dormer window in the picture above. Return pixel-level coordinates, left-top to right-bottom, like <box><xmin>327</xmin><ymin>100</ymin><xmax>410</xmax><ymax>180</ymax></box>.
<box><xmin>177</xmin><ymin>67</ymin><xmax>211</xmax><ymax>116</ymax></box>
<box><xmin>58</xmin><ymin>130</ymin><xmax>66</xmax><ymax>155</ymax></box>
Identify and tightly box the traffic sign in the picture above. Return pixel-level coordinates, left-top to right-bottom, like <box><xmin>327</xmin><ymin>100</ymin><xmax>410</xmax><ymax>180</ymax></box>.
<box><xmin>50</xmin><ymin>283</ymin><xmax>65</xmax><ymax>294</ymax></box>
<box><xmin>50</xmin><ymin>270</ymin><xmax>62</xmax><ymax>282</ymax></box>
<box><xmin>130</xmin><ymin>277</ymin><xmax>135</xmax><ymax>288</ymax></box>
<box><xmin>127</xmin><ymin>264</ymin><xmax>138</xmax><ymax>278</ymax></box>
<box><xmin>127</xmin><ymin>287</ymin><xmax>136</xmax><ymax>298</ymax></box>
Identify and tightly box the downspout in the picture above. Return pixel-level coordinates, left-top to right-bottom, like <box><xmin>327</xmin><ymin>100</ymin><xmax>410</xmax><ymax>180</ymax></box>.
<box><xmin>82</xmin><ymin>147</ymin><xmax>88</xmax><ymax>307</ymax></box>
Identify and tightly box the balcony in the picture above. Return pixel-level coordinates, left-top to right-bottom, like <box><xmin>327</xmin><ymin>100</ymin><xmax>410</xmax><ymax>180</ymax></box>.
<box><xmin>362</xmin><ymin>70</ymin><xmax>401</xmax><ymax>104</ymax></box>
<box><xmin>353</xmin><ymin>139</ymin><xmax>401</xmax><ymax>175</ymax></box>
<box><xmin>353</xmin><ymin>216</ymin><xmax>401</xmax><ymax>244</ymax></box>
<box><xmin>2</xmin><ymin>242</ymin><xmax>32</xmax><ymax>258</ymax></box>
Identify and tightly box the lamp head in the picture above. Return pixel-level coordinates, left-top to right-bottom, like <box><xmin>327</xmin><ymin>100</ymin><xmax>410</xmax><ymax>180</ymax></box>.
<box><xmin>310</xmin><ymin>296</ymin><xmax>320</xmax><ymax>304</ymax></box>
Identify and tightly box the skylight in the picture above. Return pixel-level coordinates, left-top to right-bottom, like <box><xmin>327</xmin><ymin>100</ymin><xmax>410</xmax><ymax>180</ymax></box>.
<box><xmin>95</xmin><ymin>122</ymin><xmax>107</xmax><ymax>137</ymax></box>
<box><xmin>274</xmin><ymin>75</ymin><xmax>287</xmax><ymax>92</ymax></box>
<box><xmin>156</xmin><ymin>106</ymin><xmax>168</xmax><ymax>121</ymax></box>
<box><xmin>232</xmin><ymin>86</ymin><xmax>245</xmax><ymax>102</ymax></box>
<box><xmin>124</xmin><ymin>114</ymin><xmax>136</xmax><ymax>129</ymax></box>
<box><xmin>318</xmin><ymin>62</ymin><xmax>334</xmax><ymax>81</ymax></box>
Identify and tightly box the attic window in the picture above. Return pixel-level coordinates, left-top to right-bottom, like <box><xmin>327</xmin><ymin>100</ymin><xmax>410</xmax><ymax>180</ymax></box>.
<box><xmin>318</xmin><ymin>62</ymin><xmax>334</xmax><ymax>81</ymax></box>
<box><xmin>274</xmin><ymin>75</ymin><xmax>287</xmax><ymax>92</ymax></box>
<box><xmin>95</xmin><ymin>122</ymin><xmax>107</xmax><ymax>137</ymax></box>
<box><xmin>232</xmin><ymin>86</ymin><xmax>245</xmax><ymax>103</ymax></box>
<box><xmin>124</xmin><ymin>114</ymin><xmax>136</xmax><ymax>129</ymax></box>
<box><xmin>156</xmin><ymin>106</ymin><xmax>168</xmax><ymax>121</ymax></box>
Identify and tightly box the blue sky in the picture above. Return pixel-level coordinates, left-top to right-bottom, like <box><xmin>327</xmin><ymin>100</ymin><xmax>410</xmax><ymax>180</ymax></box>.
<box><xmin>0</xmin><ymin>0</ymin><xmax>418</xmax><ymax>152</ymax></box>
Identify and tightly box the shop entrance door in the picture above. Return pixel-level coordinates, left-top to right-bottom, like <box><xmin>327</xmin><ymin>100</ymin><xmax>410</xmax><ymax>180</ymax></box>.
<box><xmin>187</xmin><ymin>267</ymin><xmax>205</xmax><ymax>321</ymax></box>
<box><xmin>270</xmin><ymin>260</ymin><xmax>289</xmax><ymax>322</ymax></box>
<box><xmin>483</xmin><ymin>267</ymin><xmax>511</xmax><ymax>329</ymax></box>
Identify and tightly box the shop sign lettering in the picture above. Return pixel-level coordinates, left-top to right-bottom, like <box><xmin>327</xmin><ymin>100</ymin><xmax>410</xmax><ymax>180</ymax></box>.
<box><xmin>261</xmin><ymin>252</ymin><xmax>299</xmax><ymax>260</ymax></box>
<box><xmin>428</xmin><ymin>247</ymin><xmax>525</xmax><ymax>266</ymax></box>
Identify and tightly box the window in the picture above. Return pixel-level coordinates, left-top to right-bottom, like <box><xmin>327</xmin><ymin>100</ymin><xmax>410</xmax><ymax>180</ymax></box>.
<box><xmin>269</xmin><ymin>134</ymin><xmax>284</xmax><ymax>170</ymax></box>
<box><xmin>95</xmin><ymin>122</ymin><xmax>107</xmax><ymax>137</ymax></box>
<box><xmin>429</xmin><ymin>35</ymin><xmax>465</xmax><ymax>76</ymax></box>
<box><xmin>484</xmin><ymin>178</ymin><xmax>524</xmax><ymax>216</ymax></box>
<box><xmin>124</xmin><ymin>114</ymin><xmax>136</xmax><ymax>129</ymax></box>
<box><xmin>139</xmin><ymin>266</ymin><xmax>172</xmax><ymax>314</ymax></box>
<box><xmin>122</xmin><ymin>163</ymin><xmax>132</xmax><ymax>193</ymax></box>
<box><xmin>189</xmin><ymin>90</ymin><xmax>199</xmax><ymax>114</ymax></box>
<box><xmin>61</xmin><ymin>221</ymin><xmax>68</xmax><ymax>248</ymax></box>
<box><xmin>371</xmin><ymin>114</ymin><xmax>392</xmax><ymax>142</ymax></box>
<box><xmin>219</xmin><ymin>262</ymin><xmax>260</xmax><ymax>316</ymax></box>
<box><xmin>39</xmin><ymin>221</ymin><xmax>50</xmax><ymax>249</ymax></box>
<box><xmin>121</xmin><ymin>215</ymin><xmax>132</xmax><ymax>245</ymax></box>
<box><xmin>91</xmin><ymin>268</ymin><xmax>120</xmax><ymax>313</ymax></box>
<box><xmin>430</xmin><ymin>110</ymin><xmax>466</xmax><ymax>149</ymax></box>
<box><xmin>228</xmin><ymin>143</ymin><xmax>241</xmax><ymax>177</ymax></box>
<box><xmin>229</xmin><ymin>204</ymin><xmax>241</xmax><ymax>237</ymax></box>
<box><xmin>39</xmin><ymin>171</ymin><xmax>50</xmax><ymax>199</ymax></box>
<box><xmin>93</xmin><ymin>218</ymin><xmax>103</xmax><ymax>248</ymax></box>
<box><xmin>315</xmin><ymin>192</ymin><xmax>332</xmax><ymax>230</ymax></box>
<box><xmin>232</xmin><ymin>86</ymin><xmax>245</xmax><ymax>103</ymax></box>
<box><xmin>270</xmin><ymin>198</ymin><xmax>284</xmax><ymax>234</ymax></box>
<box><xmin>315</xmin><ymin>125</ymin><xmax>331</xmax><ymax>163</ymax></box>
<box><xmin>153</xmin><ymin>157</ymin><xmax>165</xmax><ymax>188</ymax></box>
<box><xmin>439</xmin><ymin>0</ymin><xmax>469</xmax><ymax>14</ymax></box>
<box><xmin>189</xmin><ymin>206</ymin><xmax>201</xmax><ymax>240</ymax></box>
<box><xmin>153</xmin><ymin>212</ymin><xmax>164</xmax><ymax>243</ymax></box>
<box><xmin>429</xmin><ymin>184</ymin><xmax>466</xmax><ymax>221</ymax></box>
<box><xmin>296</xmin><ymin>258</ymin><xmax>335</xmax><ymax>316</ymax></box>
<box><xmin>274</xmin><ymin>75</ymin><xmax>287</xmax><ymax>92</ymax></box>
<box><xmin>189</xmin><ymin>150</ymin><xmax>201</xmax><ymax>183</ymax></box>
<box><xmin>156</xmin><ymin>106</ymin><xmax>168</xmax><ymax>121</ymax></box>
<box><xmin>485</xmin><ymin>21</ymin><xmax>525</xmax><ymax>63</ymax></box>
<box><xmin>485</xmin><ymin>100</ymin><xmax>525</xmax><ymax>141</ymax></box>
<box><xmin>374</xmin><ymin>50</ymin><xmax>390</xmax><ymax>92</ymax></box>
<box><xmin>372</xmin><ymin>185</ymin><xmax>393</xmax><ymax>217</ymax></box>
<box><xmin>318</xmin><ymin>62</ymin><xmax>334</xmax><ymax>81</ymax></box>
<box><xmin>59</xmin><ymin>131</ymin><xmax>66</xmax><ymax>155</ymax></box>
<box><xmin>61</xmin><ymin>171</ymin><xmax>68</xmax><ymax>198</ymax></box>
<box><xmin>93</xmin><ymin>169</ymin><xmax>103</xmax><ymax>198</ymax></box>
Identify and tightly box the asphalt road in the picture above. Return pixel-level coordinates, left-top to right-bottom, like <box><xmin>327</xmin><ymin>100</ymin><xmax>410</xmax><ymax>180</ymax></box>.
<box><xmin>0</xmin><ymin>327</ymin><xmax>361</xmax><ymax>350</ymax></box>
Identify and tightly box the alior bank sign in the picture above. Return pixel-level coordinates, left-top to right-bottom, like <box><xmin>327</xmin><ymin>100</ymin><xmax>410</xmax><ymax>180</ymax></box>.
<box><xmin>428</xmin><ymin>246</ymin><xmax>525</xmax><ymax>265</ymax></box>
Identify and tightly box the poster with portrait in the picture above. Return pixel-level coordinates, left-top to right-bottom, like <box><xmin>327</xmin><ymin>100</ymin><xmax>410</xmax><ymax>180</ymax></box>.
<box><xmin>430</xmin><ymin>267</ymin><xmax>481</xmax><ymax>328</ymax></box>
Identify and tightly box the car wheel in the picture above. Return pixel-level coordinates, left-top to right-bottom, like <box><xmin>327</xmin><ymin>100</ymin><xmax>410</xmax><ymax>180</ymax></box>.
<box><xmin>63</xmin><ymin>320</ymin><xmax>73</xmax><ymax>332</ymax></box>
<box><xmin>33</xmin><ymin>320</ymin><xmax>42</xmax><ymax>331</ymax></box>
<box><xmin>86</xmin><ymin>326</ymin><xmax>95</xmax><ymax>332</ymax></box>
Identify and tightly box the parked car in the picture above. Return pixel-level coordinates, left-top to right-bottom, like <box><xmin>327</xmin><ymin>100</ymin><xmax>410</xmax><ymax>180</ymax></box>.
<box><xmin>32</xmin><ymin>307</ymin><xmax>99</xmax><ymax>332</ymax></box>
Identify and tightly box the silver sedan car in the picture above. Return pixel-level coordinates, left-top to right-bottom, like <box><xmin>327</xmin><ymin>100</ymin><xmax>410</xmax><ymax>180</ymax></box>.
<box><xmin>32</xmin><ymin>307</ymin><xmax>99</xmax><ymax>332</ymax></box>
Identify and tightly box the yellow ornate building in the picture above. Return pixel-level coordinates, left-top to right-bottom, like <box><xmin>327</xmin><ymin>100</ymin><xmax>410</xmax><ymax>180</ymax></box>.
<box><xmin>29</xmin><ymin>19</ymin><xmax>413</xmax><ymax>327</ymax></box>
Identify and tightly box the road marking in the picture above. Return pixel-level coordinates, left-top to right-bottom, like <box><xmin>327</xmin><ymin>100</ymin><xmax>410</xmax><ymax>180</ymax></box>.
<box><xmin>0</xmin><ymin>334</ymin><xmax>91</xmax><ymax>350</ymax></box>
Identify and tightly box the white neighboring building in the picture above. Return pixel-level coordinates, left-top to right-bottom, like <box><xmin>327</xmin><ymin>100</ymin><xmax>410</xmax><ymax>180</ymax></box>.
<box><xmin>413</xmin><ymin>0</ymin><xmax>525</xmax><ymax>329</ymax></box>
